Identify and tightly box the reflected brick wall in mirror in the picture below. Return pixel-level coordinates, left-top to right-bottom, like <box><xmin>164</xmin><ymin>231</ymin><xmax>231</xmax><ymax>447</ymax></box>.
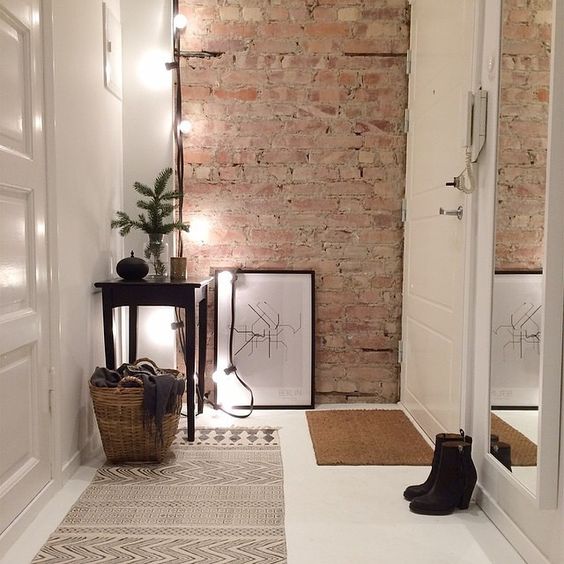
<box><xmin>177</xmin><ymin>0</ymin><xmax>409</xmax><ymax>403</ymax></box>
<box><xmin>495</xmin><ymin>0</ymin><xmax>551</xmax><ymax>272</ymax></box>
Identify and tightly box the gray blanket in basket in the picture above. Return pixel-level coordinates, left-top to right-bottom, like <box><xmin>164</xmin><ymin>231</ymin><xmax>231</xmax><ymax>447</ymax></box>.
<box><xmin>91</xmin><ymin>359</ymin><xmax>185</xmax><ymax>445</ymax></box>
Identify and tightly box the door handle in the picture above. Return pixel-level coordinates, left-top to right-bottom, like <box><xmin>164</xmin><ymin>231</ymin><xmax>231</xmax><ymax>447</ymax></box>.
<box><xmin>439</xmin><ymin>206</ymin><xmax>463</xmax><ymax>220</ymax></box>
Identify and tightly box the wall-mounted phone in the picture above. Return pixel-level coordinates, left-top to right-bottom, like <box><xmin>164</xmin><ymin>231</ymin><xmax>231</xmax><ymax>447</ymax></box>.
<box><xmin>467</xmin><ymin>88</ymin><xmax>488</xmax><ymax>162</ymax></box>
<box><xmin>448</xmin><ymin>88</ymin><xmax>488</xmax><ymax>194</ymax></box>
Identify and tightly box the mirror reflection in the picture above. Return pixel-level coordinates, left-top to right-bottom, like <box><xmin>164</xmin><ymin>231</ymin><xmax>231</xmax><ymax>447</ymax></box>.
<box><xmin>489</xmin><ymin>0</ymin><xmax>552</xmax><ymax>494</ymax></box>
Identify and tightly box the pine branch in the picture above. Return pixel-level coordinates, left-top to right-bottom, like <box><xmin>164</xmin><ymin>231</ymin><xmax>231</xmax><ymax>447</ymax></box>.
<box><xmin>134</xmin><ymin>182</ymin><xmax>154</xmax><ymax>198</ymax></box>
<box><xmin>159</xmin><ymin>203</ymin><xmax>174</xmax><ymax>217</ymax></box>
<box><xmin>154</xmin><ymin>167</ymin><xmax>173</xmax><ymax>197</ymax></box>
<box><xmin>136</xmin><ymin>200</ymin><xmax>152</xmax><ymax>210</ymax></box>
<box><xmin>111</xmin><ymin>168</ymin><xmax>187</xmax><ymax>238</ymax></box>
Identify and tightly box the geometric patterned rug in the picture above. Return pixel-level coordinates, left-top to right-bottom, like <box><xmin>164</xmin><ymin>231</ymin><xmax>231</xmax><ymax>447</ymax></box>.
<box><xmin>32</xmin><ymin>428</ymin><xmax>287</xmax><ymax>563</ymax></box>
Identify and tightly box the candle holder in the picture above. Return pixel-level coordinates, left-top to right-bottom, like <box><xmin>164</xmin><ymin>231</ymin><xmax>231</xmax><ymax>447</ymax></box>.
<box><xmin>170</xmin><ymin>257</ymin><xmax>187</xmax><ymax>280</ymax></box>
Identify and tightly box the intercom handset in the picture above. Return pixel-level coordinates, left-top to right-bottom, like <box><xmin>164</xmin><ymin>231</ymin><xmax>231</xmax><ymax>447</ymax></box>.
<box><xmin>469</xmin><ymin>89</ymin><xmax>488</xmax><ymax>163</ymax></box>
<box><xmin>447</xmin><ymin>89</ymin><xmax>488</xmax><ymax>194</ymax></box>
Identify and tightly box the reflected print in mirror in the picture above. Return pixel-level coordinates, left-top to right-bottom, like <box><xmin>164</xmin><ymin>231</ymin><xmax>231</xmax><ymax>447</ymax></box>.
<box><xmin>489</xmin><ymin>0</ymin><xmax>552</xmax><ymax>494</ymax></box>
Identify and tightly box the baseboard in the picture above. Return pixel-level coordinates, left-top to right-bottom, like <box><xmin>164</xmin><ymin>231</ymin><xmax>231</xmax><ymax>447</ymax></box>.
<box><xmin>61</xmin><ymin>433</ymin><xmax>103</xmax><ymax>483</ymax></box>
<box><xmin>475</xmin><ymin>485</ymin><xmax>550</xmax><ymax>564</ymax></box>
<box><xmin>0</xmin><ymin>435</ymin><xmax>103</xmax><ymax>559</ymax></box>
<box><xmin>0</xmin><ymin>480</ymin><xmax>56</xmax><ymax>559</ymax></box>
<box><xmin>61</xmin><ymin>449</ymin><xmax>81</xmax><ymax>483</ymax></box>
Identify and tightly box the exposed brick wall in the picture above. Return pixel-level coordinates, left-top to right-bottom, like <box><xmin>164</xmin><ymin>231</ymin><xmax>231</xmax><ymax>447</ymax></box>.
<box><xmin>178</xmin><ymin>0</ymin><xmax>409</xmax><ymax>403</ymax></box>
<box><xmin>495</xmin><ymin>0</ymin><xmax>550</xmax><ymax>272</ymax></box>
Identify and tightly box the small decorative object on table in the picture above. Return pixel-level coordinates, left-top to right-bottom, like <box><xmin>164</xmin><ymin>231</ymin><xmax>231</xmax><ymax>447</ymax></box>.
<box><xmin>170</xmin><ymin>256</ymin><xmax>187</xmax><ymax>280</ymax></box>
<box><xmin>116</xmin><ymin>251</ymin><xmax>149</xmax><ymax>280</ymax></box>
<box><xmin>110</xmin><ymin>167</ymin><xmax>189</xmax><ymax>277</ymax></box>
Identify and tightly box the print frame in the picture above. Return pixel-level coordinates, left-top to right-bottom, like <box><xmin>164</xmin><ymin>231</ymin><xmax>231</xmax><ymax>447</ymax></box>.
<box><xmin>490</xmin><ymin>272</ymin><xmax>542</xmax><ymax>407</ymax></box>
<box><xmin>214</xmin><ymin>269</ymin><xmax>315</xmax><ymax>409</ymax></box>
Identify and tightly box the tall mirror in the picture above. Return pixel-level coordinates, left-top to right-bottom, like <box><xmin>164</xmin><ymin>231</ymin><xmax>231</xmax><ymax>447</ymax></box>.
<box><xmin>489</xmin><ymin>0</ymin><xmax>552</xmax><ymax>494</ymax></box>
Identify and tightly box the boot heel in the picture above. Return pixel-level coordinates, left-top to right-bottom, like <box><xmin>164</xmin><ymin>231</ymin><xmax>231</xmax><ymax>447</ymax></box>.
<box><xmin>458</xmin><ymin>487</ymin><xmax>473</xmax><ymax>510</ymax></box>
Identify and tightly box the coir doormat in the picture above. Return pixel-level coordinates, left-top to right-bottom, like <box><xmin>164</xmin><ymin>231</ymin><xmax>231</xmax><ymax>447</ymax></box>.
<box><xmin>491</xmin><ymin>413</ymin><xmax>537</xmax><ymax>466</ymax></box>
<box><xmin>306</xmin><ymin>409</ymin><xmax>434</xmax><ymax>466</ymax></box>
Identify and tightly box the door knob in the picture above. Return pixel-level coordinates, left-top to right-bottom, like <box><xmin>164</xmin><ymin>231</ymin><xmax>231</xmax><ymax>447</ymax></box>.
<box><xmin>439</xmin><ymin>206</ymin><xmax>463</xmax><ymax>220</ymax></box>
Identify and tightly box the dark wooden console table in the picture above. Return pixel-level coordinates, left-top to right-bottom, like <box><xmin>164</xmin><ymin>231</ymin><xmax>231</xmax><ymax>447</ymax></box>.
<box><xmin>94</xmin><ymin>277</ymin><xmax>212</xmax><ymax>441</ymax></box>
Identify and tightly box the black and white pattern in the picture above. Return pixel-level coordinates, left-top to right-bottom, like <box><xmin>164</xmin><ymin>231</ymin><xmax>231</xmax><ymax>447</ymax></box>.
<box><xmin>181</xmin><ymin>427</ymin><xmax>279</xmax><ymax>447</ymax></box>
<box><xmin>33</xmin><ymin>428</ymin><xmax>286</xmax><ymax>563</ymax></box>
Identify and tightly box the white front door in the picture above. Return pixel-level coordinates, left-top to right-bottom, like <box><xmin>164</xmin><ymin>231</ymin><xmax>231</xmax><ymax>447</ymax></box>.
<box><xmin>401</xmin><ymin>0</ymin><xmax>476</xmax><ymax>437</ymax></box>
<box><xmin>0</xmin><ymin>0</ymin><xmax>52</xmax><ymax>534</ymax></box>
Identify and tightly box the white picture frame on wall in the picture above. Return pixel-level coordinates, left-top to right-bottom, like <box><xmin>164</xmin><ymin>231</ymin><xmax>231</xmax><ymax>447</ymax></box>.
<box><xmin>102</xmin><ymin>3</ymin><xmax>122</xmax><ymax>99</ymax></box>
<box><xmin>214</xmin><ymin>270</ymin><xmax>315</xmax><ymax>409</ymax></box>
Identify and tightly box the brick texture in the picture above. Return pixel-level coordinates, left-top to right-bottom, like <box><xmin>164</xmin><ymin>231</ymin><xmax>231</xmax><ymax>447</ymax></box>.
<box><xmin>495</xmin><ymin>0</ymin><xmax>550</xmax><ymax>272</ymax></box>
<box><xmin>178</xmin><ymin>0</ymin><xmax>409</xmax><ymax>403</ymax></box>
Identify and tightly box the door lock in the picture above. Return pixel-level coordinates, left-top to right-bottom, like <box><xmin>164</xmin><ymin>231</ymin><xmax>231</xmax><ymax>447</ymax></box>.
<box><xmin>439</xmin><ymin>206</ymin><xmax>463</xmax><ymax>220</ymax></box>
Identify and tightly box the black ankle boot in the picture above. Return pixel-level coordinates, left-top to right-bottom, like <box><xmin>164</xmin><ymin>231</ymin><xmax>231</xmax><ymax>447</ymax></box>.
<box><xmin>409</xmin><ymin>441</ymin><xmax>477</xmax><ymax>515</ymax></box>
<box><xmin>491</xmin><ymin>441</ymin><xmax>512</xmax><ymax>472</ymax></box>
<box><xmin>403</xmin><ymin>430</ymin><xmax>470</xmax><ymax>501</ymax></box>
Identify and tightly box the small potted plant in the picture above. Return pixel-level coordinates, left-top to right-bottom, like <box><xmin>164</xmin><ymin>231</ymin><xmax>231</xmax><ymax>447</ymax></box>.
<box><xmin>111</xmin><ymin>168</ymin><xmax>189</xmax><ymax>276</ymax></box>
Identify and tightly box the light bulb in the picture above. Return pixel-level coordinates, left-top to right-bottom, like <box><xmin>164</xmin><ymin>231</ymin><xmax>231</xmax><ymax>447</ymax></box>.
<box><xmin>218</xmin><ymin>397</ymin><xmax>234</xmax><ymax>411</ymax></box>
<box><xmin>174</xmin><ymin>14</ymin><xmax>188</xmax><ymax>30</ymax></box>
<box><xmin>179</xmin><ymin>119</ymin><xmax>193</xmax><ymax>134</ymax></box>
<box><xmin>188</xmin><ymin>217</ymin><xmax>210</xmax><ymax>243</ymax></box>
<box><xmin>217</xmin><ymin>270</ymin><xmax>233</xmax><ymax>285</ymax></box>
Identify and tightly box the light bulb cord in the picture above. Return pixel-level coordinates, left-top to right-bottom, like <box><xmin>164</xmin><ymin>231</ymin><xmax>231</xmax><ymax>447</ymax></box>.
<box><xmin>210</xmin><ymin>270</ymin><xmax>254</xmax><ymax>418</ymax></box>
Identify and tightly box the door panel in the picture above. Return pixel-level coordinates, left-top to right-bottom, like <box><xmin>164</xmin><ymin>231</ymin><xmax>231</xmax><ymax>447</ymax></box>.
<box><xmin>0</xmin><ymin>185</ymin><xmax>31</xmax><ymax>315</ymax></box>
<box><xmin>0</xmin><ymin>0</ymin><xmax>51</xmax><ymax>535</ymax></box>
<box><xmin>0</xmin><ymin>347</ymin><xmax>34</xmax><ymax>479</ymax></box>
<box><xmin>0</xmin><ymin>6</ymin><xmax>31</xmax><ymax>156</ymax></box>
<box><xmin>401</xmin><ymin>0</ymin><xmax>475</xmax><ymax>437</ymax></box>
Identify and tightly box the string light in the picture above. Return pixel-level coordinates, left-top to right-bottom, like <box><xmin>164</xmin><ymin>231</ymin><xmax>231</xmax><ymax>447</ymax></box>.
<box><xmin>188</xmin><ymin>217</ymin><xmax>210</xmax><ymax>243</ymax></box>
<box><xmin>178</xmin><ymin>119</ymin><xmax>193</xmax><ymax>134</ymax></box>
<box><xmin>173</xmin><ymin>13</ymin><xmax>188</xmax><ymax>30</ymax></box>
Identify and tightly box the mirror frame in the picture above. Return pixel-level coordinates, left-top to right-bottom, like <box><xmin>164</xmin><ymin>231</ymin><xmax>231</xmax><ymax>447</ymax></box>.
<box><xmin>473</xmin><ymin>0</ymin><xmax>564</xmax><ymax>510</ymax></box>
<box><xmin>534</xmin><ymin>0</ymin><xmax>564</xmax><ymax>508</ymax></box>
<box><xmin>475</xmin><ymin>0</ymin><xmax>564</xmax><ymax>509</ymax></box>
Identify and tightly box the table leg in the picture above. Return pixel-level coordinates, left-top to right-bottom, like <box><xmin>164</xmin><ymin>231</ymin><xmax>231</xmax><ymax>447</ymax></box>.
<box><xmin>101</xmin><ymin>292</ymin><xmax>116</xmax><ymax>369</ymax></box>
<box><xmin>185</xmin><ymin>302</ymin><xmax>196</xmax><ymax>441</ymax></box>
<box><xmin>197</xmin><ymin>286</ymin><xmax>208</xmax><ymax>414</ymax></box>
<box><xmin>128</xmin><ymin>305</ymin><xmax>138</xmax><ymax>363</ymax></box>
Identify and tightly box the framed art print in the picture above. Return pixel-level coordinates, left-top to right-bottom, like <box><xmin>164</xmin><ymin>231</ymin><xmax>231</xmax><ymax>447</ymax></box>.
<box><xmin>490</xmin><ymin>273</ymin><xmax>542</xmax><ymax>407</ymax></box>
<box><xmin>103</xmin><ymin>3</ymin><xmax>122</xmax><ymax>99</ymax></box>
<box><xmin>214</xmin><ymin>270</ymin><xmax>315</xmax><ymax>408</ymax></box>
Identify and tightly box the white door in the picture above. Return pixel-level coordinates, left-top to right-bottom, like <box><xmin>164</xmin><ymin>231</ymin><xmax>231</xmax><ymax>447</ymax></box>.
<box><xmin>401</xmin><ymin>0</ymin><xmax>476</xmax><ymax>437</ymax></box>
<box><xmin>0</xmin><ymin>0</ymin><xmax>51</xmax><ymax>534</ymax></box>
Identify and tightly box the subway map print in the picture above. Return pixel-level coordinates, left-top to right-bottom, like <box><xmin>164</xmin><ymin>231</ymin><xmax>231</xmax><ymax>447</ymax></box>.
<box><xmin>234</xmin><ymin>300</ymin><xmax>302</xmax><ymax>361</ymax></box>
<box><xmin>490</xmin><ymin>274</ymin><xmax>542</xmax><ymax>406</ymax></box>
<box><xmin>493</xmin><ymin>301</ymin><xmax>541</xmax><ymax>360</ymax></box>
<box><xmin>215</xmin><ymin>271</ymin><xmax>313</xmax><ymax>407</ymax></box>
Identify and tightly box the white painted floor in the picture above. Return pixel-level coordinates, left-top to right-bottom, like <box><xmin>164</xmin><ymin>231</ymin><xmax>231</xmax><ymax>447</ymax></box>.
<box><xmin>3</xmin><ymin>405</ymin><xmax>525</xmax><ymax>564</ymax></box>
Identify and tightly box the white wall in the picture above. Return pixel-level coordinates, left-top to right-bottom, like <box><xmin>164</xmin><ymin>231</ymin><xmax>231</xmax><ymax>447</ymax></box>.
<box><xmin>47</xmin><ymin>0</ymin><xmax>175</xmax><ymax>479</ymax></box>
<box><xmin>121</xmin><ymin>0</ymin><xmax>175</xmax><ymax>368</ymax></box>
<box><xmin>49</xmin><ymin>0</ymin><xmax>124</xmax><ymax>474</ymax></box>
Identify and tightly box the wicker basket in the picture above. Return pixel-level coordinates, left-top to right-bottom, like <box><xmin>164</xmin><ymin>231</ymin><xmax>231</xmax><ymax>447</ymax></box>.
<box><xmin>90</xmin><ymin>368</ymin><xmax>184</xmax><ymax>464</ymax></box>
